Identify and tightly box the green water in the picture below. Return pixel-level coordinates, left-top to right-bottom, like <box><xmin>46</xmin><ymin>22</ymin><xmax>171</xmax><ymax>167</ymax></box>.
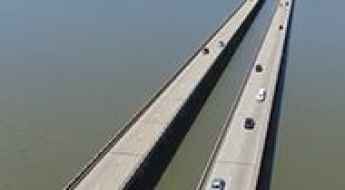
<box><xmin>270</xmin><ymin>0</ymin><xmax>345</xmax><ymax>189</ymax></box>
<box><xmin>0</xmin><ymin>0</ymin><xmax>243</xmax><ymax>189</ymax></box>
<box><xmin>2</xmin><ymin>0</ymin><xmax>342</xmax><ymax>189</ymax></box>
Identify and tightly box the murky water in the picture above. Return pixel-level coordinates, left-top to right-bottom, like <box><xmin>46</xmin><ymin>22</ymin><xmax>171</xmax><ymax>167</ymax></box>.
<box><xmin>0</xmin><ymin>0</ymin><xmax>244</xmax><ymax>189</ymax></box>
<box><xmin>269</xmin><ymin>0</ymin><xmax>345</xmax><ymax>189</ymax></box>
<box><xmin>2</xmin><ymin>0</ymin><xmax>341</xmax><ymax>189</ymax></box>
<box><xmin>155</xmin><ymin>0</ymin><xmax>277</xmax><ymax>189</ymax></box>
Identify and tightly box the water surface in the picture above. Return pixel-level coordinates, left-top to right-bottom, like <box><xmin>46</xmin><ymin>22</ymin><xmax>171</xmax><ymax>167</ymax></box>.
<box><xmin>270</xmin><ymin>0</ymin><xmax>345</xmax><ymax>189</ymax></box>
<box><xmin>0</xmin><ymin>0</ymin><xmax>244</xmax><ymax>189</ymax></box>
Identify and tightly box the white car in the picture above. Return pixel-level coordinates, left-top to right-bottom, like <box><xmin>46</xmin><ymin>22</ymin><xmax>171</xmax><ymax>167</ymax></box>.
<box><xmin>256</xmin><ymin>88</ymin><xmax>266</xmax><ymax>102</ymax></box>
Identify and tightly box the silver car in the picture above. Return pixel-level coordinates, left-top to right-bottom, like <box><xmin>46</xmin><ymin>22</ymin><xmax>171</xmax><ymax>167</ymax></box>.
<box><xmin>210</xmin><ymin>178</ymin><xmax>225</xmax><ymax>190</ymax></box>
<box><xmin>256</xmin><ymin>88</ymin><xmax>266</xmax><ymax>102</ymax></box>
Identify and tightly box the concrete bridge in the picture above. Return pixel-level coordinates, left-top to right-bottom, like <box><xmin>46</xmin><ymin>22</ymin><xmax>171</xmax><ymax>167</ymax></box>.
<box><xmin>197</xmin><ymin>0</ymin><xmax>294</xmax><ymax>189</ymax></box>
<box><xmin>65</xmin><ymin>0</ymin><xmax>294</xmax><ymax>189</ymax></box>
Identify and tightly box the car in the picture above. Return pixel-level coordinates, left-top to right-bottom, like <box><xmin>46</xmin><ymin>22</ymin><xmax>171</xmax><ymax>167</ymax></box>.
<box><xmin>279</xmin><ymin>24</ymin><xmax>284</xmax><ymax>30</ymax></box>
<box><xmin>256</xmin><ymin>88</ymin><xmax>266</xmax><ymax>102</ymax></box>
<box><xmin>210</xmin><ymin>178</ymin><xmax>225</xmax><ymax>190</ymax></box>
<box><xmin>255</xmin><ymin>64</ymin><xmax>263</xmax><ymax>73</ymax></box>
<box><xmin>218</xmin><ymin>41</ymin><xmax>226</xmax><ymax>48</ymax></box>
<box><xmin>244</xmin><ymin>117</ymin><xmax>255</xmax><ymax>130</ymax></box>
<box><xmin>202</xmin><ymin>47</ymin><xmax>210</xmax><ymax>55</ymax></box>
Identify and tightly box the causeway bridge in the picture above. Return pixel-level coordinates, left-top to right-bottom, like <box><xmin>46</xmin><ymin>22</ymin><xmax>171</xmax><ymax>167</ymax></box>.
<box><xmin>65</xmin><ymin>0</ymin><xmax>294</xmax><ymax>189</ymax></box>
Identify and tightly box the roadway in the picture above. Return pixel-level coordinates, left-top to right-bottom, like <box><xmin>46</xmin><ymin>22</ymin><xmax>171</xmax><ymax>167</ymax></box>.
<box><xmin>198</xmin><ymin>0</ymin><xmax>294</xmax><ymax>189</ymax></box>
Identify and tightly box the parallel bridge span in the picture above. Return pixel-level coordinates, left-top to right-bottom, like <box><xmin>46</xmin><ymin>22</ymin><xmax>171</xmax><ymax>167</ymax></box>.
<box><xmin>197</xmin><ymin>0</ymin><xmax>294</xmax><ymax>189</ymax></box>
<box><xmin>65</xmin><ymin>0</ymin><xmax>262</xmax><ymax>189</ymax></box>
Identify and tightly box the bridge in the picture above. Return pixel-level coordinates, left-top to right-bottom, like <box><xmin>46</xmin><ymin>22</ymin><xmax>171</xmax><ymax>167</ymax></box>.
<box><xmin>65</xmin><ymin>0</ymin><xmax>294</xmax><ymax>189</ymax></box>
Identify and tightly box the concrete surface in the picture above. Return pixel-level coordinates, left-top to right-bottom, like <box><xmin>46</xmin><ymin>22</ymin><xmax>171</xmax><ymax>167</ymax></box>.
<box><xmin>199</xmin><ymin>0</ymin><xmax>294</xmax><ymax>189</ymax></box>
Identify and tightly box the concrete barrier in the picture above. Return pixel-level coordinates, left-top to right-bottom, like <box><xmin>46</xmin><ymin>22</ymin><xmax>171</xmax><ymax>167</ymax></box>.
<box><xmin>64</xmin><ymin>0</ymin><xmax>263</xmax><ymax>189</ymax></box>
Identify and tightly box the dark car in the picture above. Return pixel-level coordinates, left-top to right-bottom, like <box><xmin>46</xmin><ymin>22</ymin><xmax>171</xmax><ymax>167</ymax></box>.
<box><xmin>244</xmin><ymin>118</ymin><xmax>255</xmax><ymax>129</ymax></box>
<box><xmin>255</xmin><ymin>64</ymin><xmax>263</xmax><ymax>73</ymax></box>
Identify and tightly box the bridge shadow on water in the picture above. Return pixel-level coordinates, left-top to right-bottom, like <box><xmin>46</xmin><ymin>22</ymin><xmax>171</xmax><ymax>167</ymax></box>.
<box><xmin>256</xmin><ymin>1</ymin><xmax>296</xmax><ymax>190</ymax></box>
<box><xmin>124</xmin><ymin>1</ymin><xmax>265</xmax><ymax>189</ymax></box>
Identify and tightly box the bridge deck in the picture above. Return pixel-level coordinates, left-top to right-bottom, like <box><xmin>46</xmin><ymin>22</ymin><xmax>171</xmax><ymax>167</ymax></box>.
<box><xmin>198</xmin><ymin>0</ymin><xmax>294</xmax><ymax>189</ymax></box>
<box><xmin>66</xmin><ymin>0</ymin><xmax>261</xmax><ymax>189</ymax></box>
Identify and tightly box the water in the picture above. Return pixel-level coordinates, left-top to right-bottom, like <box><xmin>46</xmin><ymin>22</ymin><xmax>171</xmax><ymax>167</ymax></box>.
<box><xmin>156</xmin><ymin>0</ymin><xmax>277</xmax><ymax>189</ymax></box>
<box><xmin>0</xmin><ymin>0</ymin><xmax>244</xmax><ymax>189</ymax></box>
<box><xmin>270</xmin><ymin>0</ymin><xmax>345</xmax><ymax>189</ymax></box>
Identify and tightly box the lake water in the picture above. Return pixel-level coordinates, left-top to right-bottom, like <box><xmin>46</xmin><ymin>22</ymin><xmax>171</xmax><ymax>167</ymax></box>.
<box><xmin>270</xmin><ymin>0</ymin><xmax>345</xmax><ymax>189</ymax></box>
<box><xmin>0</xmin><ymin>0</ymin><xmax>244</xmax><ymax>189</ymax></box>
<box><xmin>2</xmin><ymin>0</ymin><xmax>343</xmax><ymax>189</ymax></box>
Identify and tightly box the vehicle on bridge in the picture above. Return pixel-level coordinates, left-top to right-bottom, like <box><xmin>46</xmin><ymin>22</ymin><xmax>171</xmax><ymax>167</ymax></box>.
<box><xmin>210</xmin><ymin>178</ymin><xmax>226</xmax><ymax>190</ymax></box>
<box><xmin>244</xmin><ymin>117</ymin><xmax>255</xmax><ymax>130</ymax></box>
<box><xmin>256</xmin><ymin>88</ymin><xmax>267</xmax><ymax>102</ymax></box>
